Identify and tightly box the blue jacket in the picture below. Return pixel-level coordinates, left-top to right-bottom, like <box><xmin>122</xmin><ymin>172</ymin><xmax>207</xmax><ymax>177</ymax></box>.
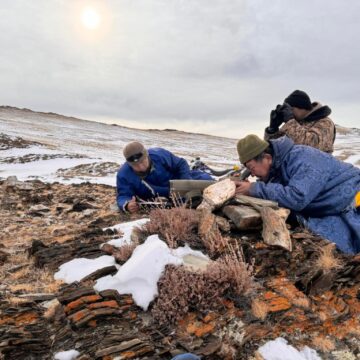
<box><xmin>249</xmin><ymin>136</ymin><xmax>360</xmax><ymax>254</ymax></box>
<box><xmin>116</xmin><ymin>148</ymin><xmax>212</xmax><ymax>211</ymax></box>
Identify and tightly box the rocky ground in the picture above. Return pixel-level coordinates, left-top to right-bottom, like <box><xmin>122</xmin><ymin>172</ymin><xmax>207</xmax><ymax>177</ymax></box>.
<box><xmin>0</xmin><ymin>109</ymin><xmax>359</xmax><ymax>359</ymax></box>
<box><xmin>0</xmin><ymin>177</ymin><xmax>359</xmax><ymax>360</ymax></box>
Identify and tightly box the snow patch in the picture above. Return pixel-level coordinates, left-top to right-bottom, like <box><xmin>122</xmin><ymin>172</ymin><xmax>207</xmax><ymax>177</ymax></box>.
<box><xmin>258</xmin><ymin>338</ymin><xmax>321</xmax><ymax>360</ymax></box>
<box><xmin>94</xmin><ymin>235</ymin><xmax>209</xmax><ymax>310</ymax></box>
<box><xmin>104</xmin><ymin>218</ymin><xmax>150</xmax><ymax>247</ymax></box>
<box><xmin>54</xmin><ymin>255</ymin><xmax>119</xmax><ymax>283</ymax></box>
<box><xmin>54</xmin><ymin>349</ymin><xmax>80</xmax><ymax>360</ymax></box>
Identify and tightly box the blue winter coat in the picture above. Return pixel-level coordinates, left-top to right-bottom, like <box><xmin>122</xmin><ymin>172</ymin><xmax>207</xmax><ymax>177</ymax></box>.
<box><xmin>116</xmin><ymin>148</ymin><xmax>212</xmax><ymax>211</ymax></box>
<box><xmin>249</xmin><ymin>136</ymin><xmax>360</xmax><ymax>254</ymax></box>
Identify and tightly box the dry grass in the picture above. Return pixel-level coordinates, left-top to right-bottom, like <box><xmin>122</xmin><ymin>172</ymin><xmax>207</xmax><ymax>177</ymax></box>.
<box><xmin>211</xmin><ymin>243</ymin><xmax>255</xmax><ymax>296</ymax></box>
<box><xmin>143</xmin><ymin>207</ymin><xmax>199</xmax><ymax>248</ymax></box>
<box><xmin>314</xmin><ymin>244</ymin><xmax>343</xmax><ymax>272</ymax></box>
<box><xmin>251</xmin><ymin>299</ymin><xmax>269</xmax><ymax>320</ymax></box>
<box><xmin>114</xmin><ymin>242</ymin><xmax>138</xmax><ymax>264</ymax></box>
<box><xmin>312</xmin><ymin>335</ymin><xmax>336</xmax><ymax>352</ymax></box>
<box><xmin>201</xmin><ymin>229</ymin><xmax>230</xmax><ymax>258</ymax></box>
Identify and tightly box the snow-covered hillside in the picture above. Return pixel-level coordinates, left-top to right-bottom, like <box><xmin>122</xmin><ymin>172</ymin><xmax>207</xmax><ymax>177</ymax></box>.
<box><xmin>1</xmin><ymin>106</ymin><xmax>359</xmax><ymax>185</ymax></box>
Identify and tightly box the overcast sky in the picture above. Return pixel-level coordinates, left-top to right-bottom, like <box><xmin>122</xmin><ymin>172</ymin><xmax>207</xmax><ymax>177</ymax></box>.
<box><xmin>1</xmin><ymin>0</ymin><xmax>360</xmax><ymax>138</ymax></box>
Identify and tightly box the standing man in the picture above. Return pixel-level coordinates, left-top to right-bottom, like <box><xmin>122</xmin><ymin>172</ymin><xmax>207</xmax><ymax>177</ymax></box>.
<box><xmin>116</xmin><ymin>141</ymin><xmax>213</xmax><ymax>213</ymax></box>
<box><xmin>234</xmin><ymin>134</ymin><xmax>360</xmax><ymax>254</ymax></box>
<box><xmin>265</xmin><ymin>90</ymin><xmax>336</xmax><ymax>153</ymax></box>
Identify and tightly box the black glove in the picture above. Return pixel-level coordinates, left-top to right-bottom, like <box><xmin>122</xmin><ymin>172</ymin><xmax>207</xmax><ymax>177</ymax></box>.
<box><xmin>278</xmin><ymin>103</ymin><xmax>294</xmax><ymax>123</ymax></box>
<box><xmin>268</xmin><ymin>104</ymin><xmax>284</xmax><ymax>132</ymax></box>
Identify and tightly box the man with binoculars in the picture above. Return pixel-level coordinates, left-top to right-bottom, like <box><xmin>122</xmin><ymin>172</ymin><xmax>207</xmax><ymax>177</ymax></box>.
<box><xmin>264</xmin><ymin>90</ymin><xmax>336</xmax><ymax>153</ymax></box>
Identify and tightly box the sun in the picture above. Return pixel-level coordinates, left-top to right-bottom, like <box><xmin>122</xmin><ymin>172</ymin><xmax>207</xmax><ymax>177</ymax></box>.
<box><xmin>81</xmin><ymin>7</ymin><xmax>101</xmax><ymax>30</ymax></box>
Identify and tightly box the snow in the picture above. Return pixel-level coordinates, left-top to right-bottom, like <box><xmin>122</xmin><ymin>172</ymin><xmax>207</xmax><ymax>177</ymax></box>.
<box><xmin>94</xmin><ymin>235</ymin><xmax>209</xmax><ymax>310</ymax></box>
<box><xmin>0</xmin><ymin>108</ymin><xmax>240</xmax><ymax>185</ymax></box>
<box><xmin>104</xmin><ymin>218</ymin><xmax>150</xmax><ymax>247</ymax></box>
<box><xmin>258</xmin><ymin>338</ymin><xmax>321</xmax><ymax>360</ymax></box>
<box><xmin>0</xmin><ymin>157</ymin><xmax>97</xmax><ymax>182</ymax></box>
<box><xmin>53</xmin><ymin>349</ymin><xmax>80</xmax><ymax>360</ymax></box>
<box><xmin>54</xmin><ymin>255</ymin><xmax>119</xmax><ymax>283</ymax></box>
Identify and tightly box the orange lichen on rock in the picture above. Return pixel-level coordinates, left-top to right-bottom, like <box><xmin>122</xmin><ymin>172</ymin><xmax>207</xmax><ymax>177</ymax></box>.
<box><xmin>323</xmin><ymin>317</ymin><xmax>360</xmax><ymax>339</ymax></box>
<box><xmin>0</xmin><ymin>311</ymin><xmax>38</xmax><ymax>326</ymax></box>
<box><xmin>262</xmin><ymin>291</ymin><xmax>291</xmax><ymax>312</ymax></box>
<box><xmin>68</xmin><ymin>309</ymin><xmax>90</xmax><ymax>323</ymax></box>
<box><xmin>64</xmin><ymin>294</ymin><xmax>102</xmax><ymax>313</ymax></box>
<box><xmin>88</xmin><ymin>300</ymin><xmax>119</xmax><ymax>310</ymax></box>
<box><xmin>119</xmin><ymin>351</ymin><xmax>136</xmax><ymax>359</ymax></box>
<box><xmin>186</xmin><ymin>321</ymin><xmax>215</xmax><ymax>337</ymax></box>
<box><xmin>203</xmin><ymin>312</ymin><xmax>218</xmax><ymax>323</ymax></box>
<box><xmin>88</xmin><ymin>319</ymin><xmax>97</xmax><ymax>327</ymax></box>
<box><xmin>267</xmin><ymin>277</ymin><xmax>310</xmax><ymax>309</ymax></box>
<box><xmin>311</xmin><ymin>335</ymin><xmax>336</xmax><ymax>352</ymax></box>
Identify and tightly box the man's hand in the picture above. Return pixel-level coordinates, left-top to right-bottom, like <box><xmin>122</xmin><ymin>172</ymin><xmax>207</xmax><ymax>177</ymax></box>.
<box><xmin>269</xmin><ymin>104</ymin><xmax>284</xmax><ymax>131</ymax></box>
<box><xmin>126</xmin><ymin>196</ymin><xmax>139</xmax><ymax>213</ymax></box>
<box><xmin>233</xmin><ymin>180</ymin><xmax>252</xmax><ymax>195</ymax></box>
<box><xmin>279</xmin><ymin>103</ymin><xmax>294</xmax><ymax>123</ymax></box>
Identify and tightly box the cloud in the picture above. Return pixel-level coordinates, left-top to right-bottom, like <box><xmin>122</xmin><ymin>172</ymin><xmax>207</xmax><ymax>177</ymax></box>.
<box><xmin>0</xmin><ymin>0</ymin><xmax>360</xmax><ymax>137</ymax></box>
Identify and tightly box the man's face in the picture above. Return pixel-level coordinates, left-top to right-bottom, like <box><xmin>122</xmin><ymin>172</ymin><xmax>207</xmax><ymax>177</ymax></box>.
<box><xmin>291</xmin><ymin>106</ymin><xmax>309</xmax><ymax>121</ymax></box>
<box><xmin>245</xmin><ymin>154</ymin><xmax>272</xmax><ymax>181</ymax></box>
<box><xmin>129</xmin><ymin>155</ymin><xmax>150</xmax><ymax>174</ymax></box>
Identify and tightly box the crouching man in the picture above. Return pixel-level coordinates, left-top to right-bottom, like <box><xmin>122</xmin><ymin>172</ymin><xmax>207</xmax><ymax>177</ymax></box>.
<box><xmin>234</xmin><ymin>134</ymin><xmax>360</xmax><ymax>254</ymax></box>
<box><xmin>116</xmin><ymin>141</ymin><xmax>213</xmax><ymax>213</ymax></box>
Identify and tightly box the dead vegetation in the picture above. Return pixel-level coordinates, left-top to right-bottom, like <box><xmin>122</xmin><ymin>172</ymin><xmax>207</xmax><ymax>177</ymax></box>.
<box><xmin>143</xmin><ymin>207</ymin><xmax>200</xmax><ymax>248</ymax></box>
<box><xmin>151</xmin><ymin>244</ymin><xmax>254</xmax><ymax>326</ymax></box>
<box><xmin>314</xmin><ymin>243</ymin><xmax>344</xmax><ymax>272</ymax></box>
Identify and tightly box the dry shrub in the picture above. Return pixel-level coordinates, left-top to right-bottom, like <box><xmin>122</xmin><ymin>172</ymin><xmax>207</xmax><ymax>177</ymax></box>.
<box><xmin>312</xmin><ymin>335</ymin><xmax>336</xmax><ymax>352</ymax></box>
<box><xmin>201</xmin><ymin>225</ymin><xmax>230</xmax><ymax>257</ymax></box>
<box><xmin>151</xmin><ymin>265</ymin><xmax>224</xmax><ymax>325</ymax></box>
<box><xmin>152</xmin><ymin>244</ymin><xmax>254</xmax><ymax>325</ymax></box>
<box><xmin>143</xmin><ymin>207</ymin><xmax>199</xmax><ymax>248</ymax></box>
<box><xmin>211</xmin><ymin>242</ymin><xmax>254</xmax><ymax>296</ymax></box>
<box><xmin>114</xmin><ymin>242</ymin><xmax>138</xmax><ymax>264</ymax></box>
<box><xmin>314</xmin><ymin>243</ymin><xmax>343</xmax><ymax>272</ymax></box>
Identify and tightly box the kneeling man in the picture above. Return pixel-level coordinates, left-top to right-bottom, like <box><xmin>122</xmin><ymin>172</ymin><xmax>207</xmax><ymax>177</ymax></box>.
<box><xmin>235</xmin><ymin>134</ymin><xmax>360</xmax><ymax>254</ymax></box>
<box><xmin>116</xmin><ymin>141</ymin><xmax>212</xmax><ymax>213</ymax></box>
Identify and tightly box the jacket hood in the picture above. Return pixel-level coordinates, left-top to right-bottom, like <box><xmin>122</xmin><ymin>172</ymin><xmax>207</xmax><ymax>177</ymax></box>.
<box><xmin>304</xmin><ymin>102</ymin><xmax>332</xmax><ymax>122</ymax></box>
<box><xmin>269</xmin><ymin>136</ymin><xmax>295</xmax><ymax>171</ymax></box>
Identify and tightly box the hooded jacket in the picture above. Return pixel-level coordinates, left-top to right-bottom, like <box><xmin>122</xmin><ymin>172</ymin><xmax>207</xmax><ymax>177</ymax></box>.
<box><xmin>265</xmin><ymin>102</ymin><xmax>336</xmax><ymax>153</ymax></box>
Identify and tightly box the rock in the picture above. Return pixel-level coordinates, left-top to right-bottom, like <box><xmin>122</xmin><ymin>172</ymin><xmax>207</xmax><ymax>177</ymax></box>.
<box><xmin>28</xmin><ymin>204</ymin><xmax>51</xmax><ymax>216</ymax></box>
<box><xmin>223</xmin><ymin>205</ymin><xmax>262</xmax><ymax>230</ymax></box>
<box><xmin>260</xmin><ymin>206</ymin><xmax>292</xmax><ymax>251</ymax></box>
<box><xmin>197</xmin><ymin>179</ymin><xmax>236</xmax><ymax>211</ymax></box>
<box><xmin>183</xmin><ymin>254</ymin><xmax>211</xmax><ymax>272</ymax></box>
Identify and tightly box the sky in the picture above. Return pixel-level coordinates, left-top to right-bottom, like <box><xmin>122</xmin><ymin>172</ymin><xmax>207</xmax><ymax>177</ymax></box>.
<box><xmin>1</xmin><ymin>0</ymin><xmax>360</xmax><ymax>138</ymax></box>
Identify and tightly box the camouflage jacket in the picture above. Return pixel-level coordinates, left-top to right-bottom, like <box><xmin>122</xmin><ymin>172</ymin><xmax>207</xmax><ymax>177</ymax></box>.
<box><xmin>264</xmin><ymin>103</ymin><xmax>336</xmax><ymax>153</ymax></box>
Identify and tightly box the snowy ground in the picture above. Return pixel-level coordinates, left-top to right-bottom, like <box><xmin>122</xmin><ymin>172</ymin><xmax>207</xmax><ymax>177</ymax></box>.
<box><xmin>2</xmin><ymin>106</ymin><xmax>358</xmax><ymax>186</ymax></box>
